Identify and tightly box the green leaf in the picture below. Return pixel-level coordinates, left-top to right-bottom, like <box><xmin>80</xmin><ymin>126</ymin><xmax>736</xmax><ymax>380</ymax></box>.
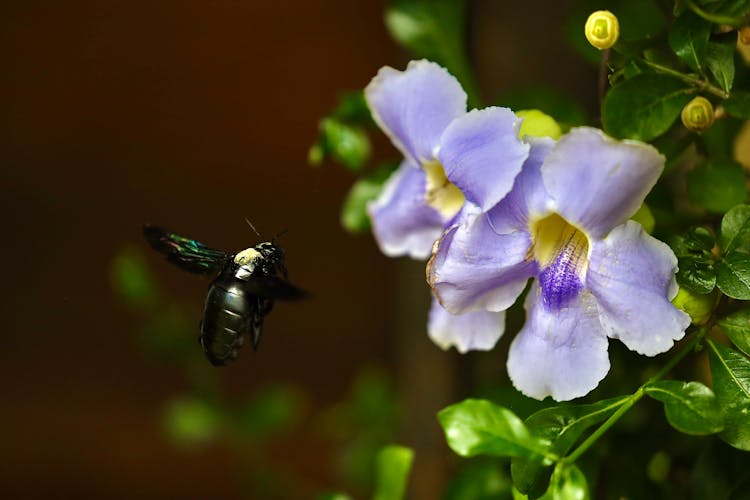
<box><xmin>385</xmin><ymin>0</ymin><xmax>479</xmax><ymax>105</ymax></box>
<box><xmin>644</xmin><ymin>380</ymin><xmax>724</xmax><ymax>435</ymax></box>
<box><xmin>437</xmin><ymin>399</ymin><xmax>551</xmax><ymax>460</ymax></box>
<box><xmin>541</xmin><ymin>463</ymin><xmax>590</xmax><ymax>500</ymax></box>
<box><xmin>707</xmin><ymin>339</ymin><xmax>750</xmax><ymax>451</ymax></box>
<box><xmin>373</xmin><ymin>445</ymin><xmax>414</xmax><ymax>500</ymax></box>
<box><xmin>716</xmin><ymin>252</ymin><xmax>750</xmax><ymax>300</ymax></box>
<box><xmin>317</xmin><ymin>493</ymin><xmax>353</xmax><ymax>500</ymax></box>
<box><xmin>706</xmin><ymin>32</ymin><xmax>736</xmax><ymax>93</ymax></box>
<box><xmin>331</xmin><ymin>90</ymin><xmax>372</xmax><ymax>124</ymax></box>
<box><xmin>340</xmin><ymin>164</ymin><xmax>397</xmax><ymax>233</ymax></box>
<box><xmin>669</xmin><ymin>11</ymin><xmax>711</xmax><ymax>72</ymax></box>
<box><xmin>718</xmin><ymin>310</ymin><xmax>750</xmax><ymax>356</ymax></box>
<box><xmin>720</xmin><ymin>205</ymin><xmax>750</xmax><ymax>254</ymax></box>
<box><xmin>444</xmin><ymin>459</ymin><xmax>512</xmax><ymax>500</ymax></box>
<box><xmin>724</xmin><ymin>91</ymin><xmax>750</xmax><ymax>120</ymax></box>
<box><xmin>602</xmin><ymin>74</ymin><xmax>692</xmax><ymax>141</ymax></box>
<box><xmin>163</xmin><ymin>396</ymin><xmax>222</xmax><ymax>448</ymax></box>
<box><xmin>319</xmin><ymin>118</ymin><xmax>371</xmax><ymax>171</ymax></box>
<box><xmin>110</xmin><ymin>247</ymin><xmax>160</xmax><ymax>309</ymax></box>
<box><xmin>511</xmin><ymin>396</ymin><xmax>629</xmax><ymax>496</ymax></box>
<box><xmin>676</xmin><ymin>256</ymin><xmax>716</xmax><ymax>295</ymax></box>
<box><xmin>687</xmin><ymin>160</ymin><xmax>746</xmax><ymax>213</ymax></box>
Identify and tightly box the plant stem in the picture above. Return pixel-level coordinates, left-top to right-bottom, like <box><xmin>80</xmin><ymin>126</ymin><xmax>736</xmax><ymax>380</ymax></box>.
<box><xmin>562</xmin><ymin>327</ymin><xmax>709</xmax><ymax>464</ymax></box>
<box><xmin>683</xmin><ymin>0</ymin><xmax>745</xmax><ymax>27</ymax></box>
<box><xmin>638</xmin><ymin>59</ymin><xmax>730</xmax><ymax>99</ymax></box>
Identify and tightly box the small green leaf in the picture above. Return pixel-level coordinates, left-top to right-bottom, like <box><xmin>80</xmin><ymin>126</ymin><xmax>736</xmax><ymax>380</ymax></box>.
<box><xmin>331</xmin><ymin>90</ymin><xmax>372</xmax><ymax>124</ymax></box>
<box><xmin>706</xmin><ymin>32</ymin><xmax>736</xmax><ymax>93</ymax></box>
<box><xmin>444</xmin><ymin>459</ymin><xmax>512</xmax><ymax>500</ymax></box>
<box><xmin>110</xmin><ymin>247</ymin><xmax>160</xmax><ymax>309</ymax></box>
<box><xmin>511</xmin><ymin>396</ymin><xmax>629</xmax><ymax>496</ymax></box>
<box><xmin>437</xmin><ymin>399</ymin><xmax>550</xmax><ymax>460</ymax></box>
<box><xmin>720</xmin><ymin>205</ymin><xmax>750</xmax><ymax>254</ymax></box>
<box><xmin>716</xmin><ymin>252</ymin><xmax>750</xmax><ymax>300</ymax></box>
<box><xmin>645</xmin><ymin>380</ymin><xmax>724</xmax><ymax>435</ymax></box>
<box><xmin>340</xmin><ymin>164</ymin><xmax>397</xmax><ymax>233</ymax></box>
<box><xmin>385</xmin><ymin>0</ymin><xmax>479</xmax><ymax>105</ymax></box>
<box><xmin>317</xmin><ymin>493</ymin><xmax>352</xmax><ymax>500</ymax></box>
<box><xmin>718</xmin><ymin>310</ymin><xmax>750</xmax><ymax>357</ymax></box>
<box><xmin>602</xmin><ymin>74</ymin><xmax>692</xmax><ymax>141</ymax></box>
<box><xmin>542</xmin><ymin>463</ymin><xmax>590</xmax><ymax>500</ymax></box>
<box><xmin>724</xmin><ymin>91</ymin><xmax>750</xmax><ymax>120</ymax></box>
<box><xmin>373</xmin><ymin>445</ymin><xmax>414</xmax><ymax>500</ymax></box>
<box><xmin>320</xmin><ymin>118</ymin><xmax>371</xmax><ymax>171</ymax></box>
<box><xmin>707</xmin><ymin>340</ymin><xmax>750</xmax><ymax>450</ymax></box>
<box><xmin>669</xmin><ymin>11</ymin><xmax>711</xmax><ymax>72</ymax></box>
<box><xmin>676</xmin><ymin>256</ymin><xmax>716</xmax><ymax>295</ymax></box>
<box><xmin>163</xmin><ymin>396</ymin><xmax>222</xmax><ymax>448</ymax></box>
<box><xmin>687</xmin><ymin>160</ymin><xmax>746</xmax><ymax>213</ymax></box>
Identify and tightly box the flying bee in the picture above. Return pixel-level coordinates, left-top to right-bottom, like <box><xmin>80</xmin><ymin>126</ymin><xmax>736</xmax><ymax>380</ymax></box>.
<box><xmin>143</xmin><ymin>224</ymin><xmax>308</xmax><ymax>366</ymax></box>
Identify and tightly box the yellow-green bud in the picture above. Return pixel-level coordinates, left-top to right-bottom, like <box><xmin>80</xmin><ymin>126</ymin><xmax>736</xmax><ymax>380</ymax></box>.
<box><xmin>672</xmin><ymin>288</ymin><xmax>717</xmax><ymax>325</ymax></box>
<box><xmin>681</xmin><ymin>96</ymin><xmax>714</xmax><ymax>133</ymax></box>
<box><xmin>631</xmin><ymin>203</ymin><xmax>655</xmax><ymax>234</ymax></box>
<box><xmin>516</xmin><ymin>109</ymin><xmax>563</xmax><ymax>140</ymax></box>
<box><xmin>585</xmin><ymin>10</ymin><xmax>620</xmax><ymax>50</ymax></box>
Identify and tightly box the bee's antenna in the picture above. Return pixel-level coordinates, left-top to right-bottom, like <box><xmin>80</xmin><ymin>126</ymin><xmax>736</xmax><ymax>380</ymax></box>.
<box><xmin>244</xmin><ymin>217</ymin><xmax>262</xmax><ymax>240</ymax></box>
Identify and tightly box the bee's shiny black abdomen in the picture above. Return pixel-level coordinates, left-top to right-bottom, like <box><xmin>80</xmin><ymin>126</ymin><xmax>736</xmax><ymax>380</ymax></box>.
<box><xmin>200</xmin><ymin>278</ymin><xmax>255</xmax><ymax>366</ymax></box>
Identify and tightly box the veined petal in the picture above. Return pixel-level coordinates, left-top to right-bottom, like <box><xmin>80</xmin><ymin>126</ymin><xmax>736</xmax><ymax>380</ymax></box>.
<box><xmin>507</xmin><ymin>284</ymin><xmax>610</xmax><ymax>401</ymax></box>
<box><xmin>541</xmin><ymin>127</ymin><xmax>664</xmax><ymax>239</ymax></box>
<box><xmin>588</xmin><ymin>221</ymin><xmax>690</xmax><ymax>356</ymax></box>
<box><xmin>368</xmin><ymin>161</ymin><xmax>445</xmax><ymax>259</ymax></box>
<box><xmin>428</xmin><ymin>205</ymin><xmax>534</xmax><ymax>314</ymax></box>
<box><xmin>365</xmin><ymin>60</ymin><xmax>467</xmax><ymax>165</ymax></box>
<box><xmin>428</xmin><ymin>297</ymin><xmax>505</xmax><ymax>353</ymax></box>
<box><xmin>438</xmin><ymin>107</ymin><xmax>530</xmax><ymax>211</ymax></box>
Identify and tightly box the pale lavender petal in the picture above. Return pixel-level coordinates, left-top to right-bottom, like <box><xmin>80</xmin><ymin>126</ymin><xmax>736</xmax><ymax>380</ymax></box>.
<box><xmin>438</xmin><ymin>107</ymin><xmax>530</xmax><ymax>211</ymax></box>
<box><xmin>486</xmin><ymin>136</ymin><xmax>556</xmax><ymax>232</ymax></box>
<box><xmin>507</xmin><ymin>284</ymin><xmax>610</xmax><ymax>401</ymax></box>
<box><xmin>428</xmin><ymin>204</ymin><xmax>534</xmax><ymax>314</ymax></box>
<box><xmin>541</xmin><ymin>127</ymin><xmax>665</xmax><ymax>239</ymax></box>
<box><xmin>368</xmin><ymin>162</ymin><xmax>445</xmax><ymax>259</ymax></box>
<box><xmin>427</xmin><ymin>297</ymin><xmax>505</xmax><ymax>353</ymax></box>
<box><xmin>587</xmin><ymin>221</ymin><xmax>690</xmax><ymax>356</ymax></box>
<box><xmin>365</xmin><ymin>60</ymin><xmax>467</xmax><ymax>165</ymax></box>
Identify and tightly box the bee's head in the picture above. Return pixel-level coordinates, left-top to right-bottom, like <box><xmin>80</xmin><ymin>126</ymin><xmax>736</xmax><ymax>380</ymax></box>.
<box><xmin>255</xmin><ymin>241</ymin><xmax>285</xmax><ymax>262</ymax></box>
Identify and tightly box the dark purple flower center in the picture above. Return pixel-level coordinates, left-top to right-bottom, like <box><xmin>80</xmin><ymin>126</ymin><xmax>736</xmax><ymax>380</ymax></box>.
<box><xmin>530</xmin><ymin>213</ymin><xmax>590</xmax><ymax>310</ymax></box>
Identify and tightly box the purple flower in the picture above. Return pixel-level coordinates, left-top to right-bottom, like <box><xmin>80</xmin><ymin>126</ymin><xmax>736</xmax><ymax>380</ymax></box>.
<box><xmin>365</xmin><ymin>59</ymin><xmax>529</xmax><ymax>259</ymax></box>
<box><xmin>364</xmin><ymin>60</ymin><xmax>529</xmax><ymax>352</ymax></box>
<box><xmin>428</xmin><ymin>128</ymin><xmax>690</xmax><ymax>401</ymax></box>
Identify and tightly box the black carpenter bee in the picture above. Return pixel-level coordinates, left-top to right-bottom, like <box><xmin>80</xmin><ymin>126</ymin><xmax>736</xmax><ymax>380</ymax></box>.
<box><xmin>143</xmin><ymin>224</ymin><xmax>308</xmax><ymax>366</ymax></box>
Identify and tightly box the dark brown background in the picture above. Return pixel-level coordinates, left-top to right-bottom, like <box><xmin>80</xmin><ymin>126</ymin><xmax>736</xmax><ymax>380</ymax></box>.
<box><xmin>0</xmin><ymin>1</ymin><xmax>592</xmax><ymax>498</ymax></box>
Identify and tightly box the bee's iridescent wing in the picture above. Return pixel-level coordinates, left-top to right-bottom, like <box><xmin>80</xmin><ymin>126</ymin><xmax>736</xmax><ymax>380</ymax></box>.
<box><xmin>143</xmin><ymin>224</ymin><xmax>229</xmax><ymax>274</ymax></box>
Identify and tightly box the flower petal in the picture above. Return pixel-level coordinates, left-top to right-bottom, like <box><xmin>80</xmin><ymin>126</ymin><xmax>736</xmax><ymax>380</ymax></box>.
<box><xmin>587</xmin><ymin>221</ymin><xmax>690</xmax><ymax>356</ymax></box>
<box><xmin>486</xmin><ymin>136</ymin><xmax>556</xmax><ymax>232</ymax></box>
<box><xmin>368</xmin><ymin>161</ymin><xmax>445</xmax><ymax>259</ymax></box>
<box><xmin>541</xmin><ymin>127</ymin><xmax>665</xmax><ymax>239</ymax></box>
<box><xmin>365</xmin><ymin>60</ymin><xmax>467</xmax><ymax>165</ymax></box>
<box><xmin>428</xmin><ymin>297</ymin><xmax>505</xmax><ymax>353</ymax></box>
<box><xmin>507</xmin><ymin>284</ymin><xmax>610</xmax><ymax>401</ymax></box>
<box><xmin>438</xmin><ymin>107</ymin><xmax>530</xmax><ymax>211</ymax></box>
<box><xmin>428</xmin><ymin>204</ymin><xmax>534</xmax><ymax>314</ymax></box>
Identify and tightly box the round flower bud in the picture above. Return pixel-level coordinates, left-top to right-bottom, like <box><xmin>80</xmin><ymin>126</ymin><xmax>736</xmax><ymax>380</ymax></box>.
<box><xmin>681</xmin><ymin>96</ymin><xmax>714</xmax><ymax>133</ymax></box>
<box><xmin>672</xmin><ymin>288</ymin><xmax>717</xmax><ymax>325</ymax></box>
<box><xmin>516</xmin><ymin>109</ymin><xmax>562</xmax><ymax>140</ymax></box>
<box><xmin>585</xmin><ymin>10</ymin><xmax>620</xmax><ymax>50</ymax></box>
<box><xmin>740</xmin><ymin>26</ymin><xmax>750</xmax><ymax>45</ymax></box>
